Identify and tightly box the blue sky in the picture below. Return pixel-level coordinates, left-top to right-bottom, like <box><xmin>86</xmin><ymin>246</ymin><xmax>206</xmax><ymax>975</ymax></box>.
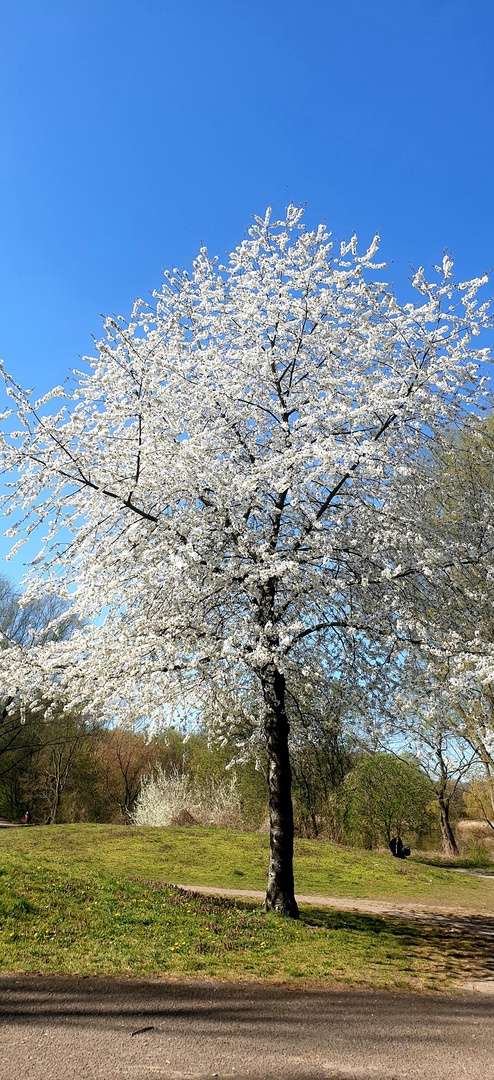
<box><xmin>0</xmin><ymin>0</ymin><xmax>493</xmax><ymax>576</ymax></box>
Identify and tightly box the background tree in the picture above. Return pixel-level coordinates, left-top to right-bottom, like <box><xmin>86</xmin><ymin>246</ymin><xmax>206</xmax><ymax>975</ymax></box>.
<box><xmin>0</xmin><ymin>574</ymin><xmax>83</xmax><ymax>818</ymax></box>
<box><xmin>464</xmin><ymin>772</ymin><xmax>494</xmax><ymax>835</ymax></box>
<box><xmin>376</xmin><ymin>656</ymin><xmax>475</xmax><ymax>856</ymax></box>
<box><xmin>20</xmin><ymin>723</ymin><xmax>181</xmax><ymax>825</ymax></box>
<box><xmin>0</xmin><ymin>208</ymin><xmax>491</xmax><ymax>915</ymax></box>
<box><xmin>90</xmin><ymin>726</ymin><xmax>159</xmax><ymax>821</ymax></box>
<box><xmin>286</xmin><ymin>679</ymin><xmax>358</xmax><ymax>838</ymax></box>
<box><xmin>391</xmin><ymin>415</ymin><xmax>494</xmax><ymax>848</ymax></box>
<box><xmin>396</xmin><ymin>686</ymin><xmax>476</xmax><ymax>855</ymax></box>
<box><xmin>344</xmin><ymin>753</ymin><xmax>434</xmax><ymax>850</ymax></box>
<box><xmin>19</xmin><ymin>706</ymin><xmax>95</xmax><ymax>824</ymax></box>
<box><xmin>416</xmin><ymin>732</ymin><xmax>470</xmax><ymax>856</ymax></box>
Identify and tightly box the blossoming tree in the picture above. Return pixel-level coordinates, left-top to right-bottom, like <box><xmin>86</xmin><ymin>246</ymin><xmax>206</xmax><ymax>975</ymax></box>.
<box><xmin>0</xmin><ymin>207</ymin><xmax>492</xmax><ymax>915</ymax></box>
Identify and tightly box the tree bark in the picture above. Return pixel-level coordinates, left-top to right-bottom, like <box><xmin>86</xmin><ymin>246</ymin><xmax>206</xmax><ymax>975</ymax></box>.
<box><xmin>438</xmin><ymin>796</ymin><xmax>459</xmax><ymax>856</ymax></box>
<box><xmin>261</xmin><ymin>663</ymin><xmax>299</xmax><ymax>918</ymax></box>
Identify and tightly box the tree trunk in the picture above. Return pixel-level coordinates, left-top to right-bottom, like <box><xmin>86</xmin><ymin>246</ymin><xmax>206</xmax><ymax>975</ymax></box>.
<box><xmin>46</xmin><ymin>783</ymin><xmax>60</xmax><ymax>824</ymax></box>
<box><xmin>438</xmin><ymin>797</ymin><xmax>459</xmax><ymax>856</ymax></box>
<box><xmin>261</xmin><ymin>663</ymin><xmax>299</xmax><ymax>918</ymax></box>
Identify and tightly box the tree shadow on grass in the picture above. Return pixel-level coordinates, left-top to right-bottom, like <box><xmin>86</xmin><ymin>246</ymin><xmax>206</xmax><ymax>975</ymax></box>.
<box><xmin>301</xmin><ymin>906</ymin><xmax>494</xmax><ymax>982</ymax></box>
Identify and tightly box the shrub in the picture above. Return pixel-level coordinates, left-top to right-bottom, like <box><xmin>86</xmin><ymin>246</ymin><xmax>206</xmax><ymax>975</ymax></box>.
<box><xmin>464</xmin><ymin>839</ymin><xmax>492</xmax><ymax>867</ymax></box>
<box><xmin>130</xmin><ymin>767</ymin><xmax>243</xmax><ymax>828</ymax></box>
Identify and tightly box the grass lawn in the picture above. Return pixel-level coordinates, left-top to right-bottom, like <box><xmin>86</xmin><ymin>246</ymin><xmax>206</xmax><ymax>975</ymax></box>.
<box><xmin>0</xmin><ymin>823</ymin><xmax>493</xmax><ymax>991</ymax></box>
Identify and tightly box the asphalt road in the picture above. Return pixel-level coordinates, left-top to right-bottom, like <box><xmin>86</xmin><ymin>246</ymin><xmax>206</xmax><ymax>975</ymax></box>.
<box><xmin>1</xmin><ymin>974</ymin><xmax>494</xmax><ymax>1080</ymax></box>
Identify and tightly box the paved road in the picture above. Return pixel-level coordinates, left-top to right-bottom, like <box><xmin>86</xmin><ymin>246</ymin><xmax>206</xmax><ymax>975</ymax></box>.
<box><xmin>1</xmin><ymin>973</ymin><xmax>494</xmax><ymax>1080</ymax></box>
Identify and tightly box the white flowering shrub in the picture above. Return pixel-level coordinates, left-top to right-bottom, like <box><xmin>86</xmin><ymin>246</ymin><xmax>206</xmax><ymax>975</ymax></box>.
<box><xmin>130</xmin><ymin>766</ymin><xmax>242</xmax><ymax>828</ymax></box>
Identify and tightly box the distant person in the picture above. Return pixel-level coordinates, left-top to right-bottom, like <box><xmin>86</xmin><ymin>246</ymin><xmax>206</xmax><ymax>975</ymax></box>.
<box><xmin>24</xmin><ymin>810</ymin><xmax>30</xmax><ymax>824</ymax></box>
<box><xmin>389</xmin><ymin>837</ymin><xmax>411</xmax><ymax>859</ymax></box>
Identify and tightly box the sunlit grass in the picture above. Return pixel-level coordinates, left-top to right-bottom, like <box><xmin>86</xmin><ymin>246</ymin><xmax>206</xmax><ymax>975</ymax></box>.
<box><xmin>1</xmin><ymin>823</ymin><xmax>492</xmax><ymax>910</ymax></box>
<box><xmin>0</xmin><ymin>855</ymin><xmax>489</xmax><ymax>991</ymax></box>
<box><xmin>0</xmin><ymin>824</ymin><xmax>493</xmax><ymax>990</ymax></box>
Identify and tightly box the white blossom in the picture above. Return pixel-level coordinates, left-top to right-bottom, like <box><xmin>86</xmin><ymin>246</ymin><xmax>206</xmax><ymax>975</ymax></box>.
<box><xmin>0</xmin><ymin>205</ymin><xmax>491</xmax><ymax>733</ymax></box>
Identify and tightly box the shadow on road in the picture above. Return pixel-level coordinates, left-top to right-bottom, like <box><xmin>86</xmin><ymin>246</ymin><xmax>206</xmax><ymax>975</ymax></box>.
<box><xmin>2</xmin><ymin>976</ymin><xmax>494</xmax><ymax>1080</ymax></box>
<box><xmin>0</xmin><ymin>974</ymin><xmax>493</xmax><ymax>1029</ymax></box>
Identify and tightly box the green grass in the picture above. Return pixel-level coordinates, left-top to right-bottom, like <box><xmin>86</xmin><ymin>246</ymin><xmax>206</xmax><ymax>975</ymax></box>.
<box><xmin>418</xmin><ymin>850</ymin><xmax>494</xmax><ymax>871</ymax></box>
<box><xmin>0</xmin><ymin>824</ymin><xmax>493</xmax><ymax>991</ymax></box>
<box><xmin>2</xmin><ymin>823</ymin><xmax>493</xmax><ymax>910</ymax></box>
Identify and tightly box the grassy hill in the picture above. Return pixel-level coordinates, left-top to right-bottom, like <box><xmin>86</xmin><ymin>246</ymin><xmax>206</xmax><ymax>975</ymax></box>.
<box><xmin>0</xmin><ymin>823</ymin><xmax>493</xmax><ymax>991</ymax></box>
